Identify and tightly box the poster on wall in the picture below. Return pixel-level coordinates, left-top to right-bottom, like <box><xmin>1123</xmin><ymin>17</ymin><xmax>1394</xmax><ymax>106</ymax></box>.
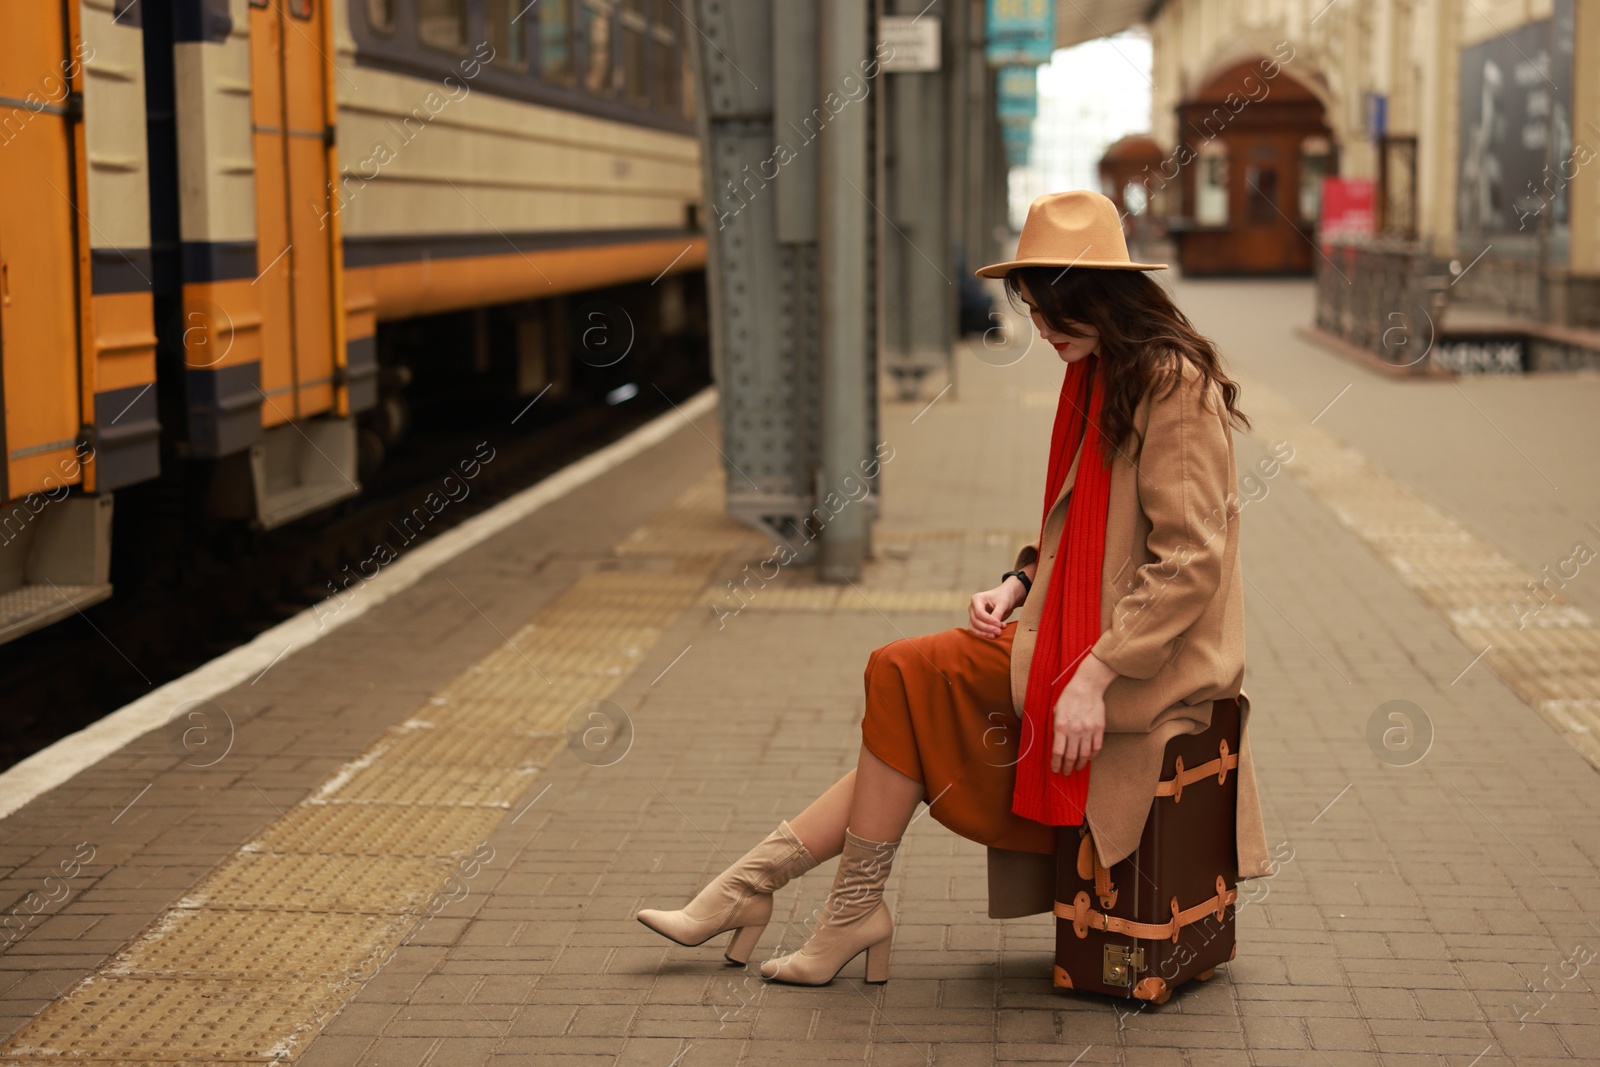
<box><xmin>985</xmin><ymin>0</ymin><xmax>1054</xmax><ymax>66</ymax></box>
<box><xmin>1320</xmin><ymin>178</ymin><xmax>1375</xmax><ymax>248</ymax></box>
<box><xmin>1456</xmin><ymin>0</ymin><xmax>1574</xmax><ymax>236</ymax></box>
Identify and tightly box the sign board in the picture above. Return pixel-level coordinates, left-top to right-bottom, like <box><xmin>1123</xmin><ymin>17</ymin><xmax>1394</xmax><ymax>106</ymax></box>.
<box><xmin>880</xmin><ymin>15</ymin><xmax>941</xmax><ymax>72</ymax></box>
<box><xmin>996</xmin><ymin>65</ymin><xmax>1038</xmax><ymax>118</ymax></box>
<box><xmin>986</xmin><ymin>0</ymin><xmax>1054</xmax><ymax>66</ymax></box>
<box><xmin>1364</xmin><ymin>92</ymin><xmax>1387</xmax><ymax>142</ymax></box>
<box><xmin>1319</xmin><ymin>177</ymin><xmax>1375</xmax><ymax>246</ymax></box>
<box><xmin>1001</xmin><ymin>116</ymin><xmax>1033</xmax><ymax>167</ymax></box>
<box><xmin>1457</xmin><ymin>0</ymin><xmax>1574</xmax><ymax>234</ymax></box>
<box><xmin>1433</xmin><ymin>338</ymin><xmax>1524</xmax><ymax>374</ymax></box>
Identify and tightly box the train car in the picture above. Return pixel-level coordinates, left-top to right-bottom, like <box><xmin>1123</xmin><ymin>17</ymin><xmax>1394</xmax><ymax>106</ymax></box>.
<box><xmin>330</xmin><ymin>0</ymin><xmax>707</xmax><ymax>467</ymax></box>
<box><xmin>0</xmin><ymin>0</ymin><xmax>157</xmax><ymax>642</ymax></box>
<box><xmin>0</xmin><ymin>0</ymin><xmax>707</xmax><ymax>644</ymax></box>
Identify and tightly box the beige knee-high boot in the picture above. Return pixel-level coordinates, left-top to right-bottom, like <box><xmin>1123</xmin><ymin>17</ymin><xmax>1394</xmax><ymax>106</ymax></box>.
<box><xmin>759</xmin><ymin>828</ymin><xmax>897</xmax><ymax>985</ymax></box>
<box><xmin>636</xmin><ymin>820</ymin><xmax>819</xmax><ymax>965</ymax></box>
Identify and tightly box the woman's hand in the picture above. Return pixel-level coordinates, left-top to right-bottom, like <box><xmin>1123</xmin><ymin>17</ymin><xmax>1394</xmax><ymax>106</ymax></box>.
<box><xmin>1051</xmin><ymin>653</ymin><xmax>1118</xmax><ymax>774</ymax></box>
<box><xmin>968</xmin><ymin>577</ymin><xmax>1026</xmax><ymax>638</ymax></box>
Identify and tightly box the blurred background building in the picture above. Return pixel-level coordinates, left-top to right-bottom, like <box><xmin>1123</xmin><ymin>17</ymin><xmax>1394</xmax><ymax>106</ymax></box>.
<box><xmin>1018</xmin><ymin>0</ymin><xmax>1598</xmax><ymax>354</ymax></box>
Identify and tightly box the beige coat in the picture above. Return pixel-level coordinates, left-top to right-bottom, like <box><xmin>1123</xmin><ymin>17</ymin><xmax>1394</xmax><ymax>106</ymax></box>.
<box><xmin>986</xmin><ymin>358</ymin><xmax>1271</xmax><ymax>920</ymax></box>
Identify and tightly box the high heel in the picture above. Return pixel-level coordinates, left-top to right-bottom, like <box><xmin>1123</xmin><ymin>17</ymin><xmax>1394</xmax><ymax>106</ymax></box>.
<box><xmin>864</xmin><ymin>937</ymin><xmax>891</xmax><ymax>984</ymax></box>
<box><xmin>636</xmin><ymin>820</ymin><xmax>818</xmax><ymax>965</ymax></box>
<box><xmin>760</xmin><ymin>829</ymin><xmax>898</xmax><ymax>986</ymax></box>
<box><xmin>725</xmin><ymin>922</ymin><xmax>767</xmax><ymax>964</ymax></box>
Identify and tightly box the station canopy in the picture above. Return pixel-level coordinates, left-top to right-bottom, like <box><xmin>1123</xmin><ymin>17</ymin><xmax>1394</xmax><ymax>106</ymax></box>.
<box><xmin>1053</xmin><ymin>0</ymin><xmax>1148</xmax><ymax>49</ymax></box>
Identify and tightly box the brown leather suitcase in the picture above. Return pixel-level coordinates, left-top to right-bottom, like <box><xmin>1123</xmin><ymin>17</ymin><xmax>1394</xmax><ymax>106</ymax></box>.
<box><xmin>1052</xmin><ymin>696</ymin><xmax>1241</xmax><ymax>1005</ymax></box>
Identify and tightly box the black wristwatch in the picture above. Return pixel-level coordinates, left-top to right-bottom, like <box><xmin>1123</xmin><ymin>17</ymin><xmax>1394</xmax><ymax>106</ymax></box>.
<box><xmin>1001</xmin><ymin>570</ymin><xmax>1033</xmax><ymax>597</ymax></box>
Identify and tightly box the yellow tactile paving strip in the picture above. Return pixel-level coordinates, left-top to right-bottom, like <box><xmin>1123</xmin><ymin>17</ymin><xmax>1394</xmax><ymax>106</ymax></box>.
<box><xmin>739</xmin><ymin>586</ymin><xmax>975</xmax><ymax>613</ymax></box>
<box><xmin>108</xmin><ymin>912</ymin><xmax>410</xmax><ymax>979</ymax></box>
<box><xmin>183</xmin><ymin>853</ymin><xmax>452</xmax><ymax>914</ymax></box>
<box><xmin>248</xmin><ymin>805</ymin><xmax>506</xmax><ymax>858</ymax></box>
<box><xmin>17</xmin><ymin>978</ymin><xmax>347</xmax><ymax>1064</ymax></box>
<box><xmin>0</xmin><ymin>472</ymin><xmax>735</xmax><ymax>1063</ymax></box>
<box><xmin>614</xmin><ymin>472</ymin><xmax>766</xmax><ymax>556</ymax></box>
<box><xmin>874</xmin><ymin>527</ymin><xmax>1037</xmax><ymax>547</ymax></box>
<box><xmin>1238</xmin><ymin>374</ymin><xmax>1600</xmax><ymax>768</ymax></box>
<box><xmin>720</xmin><ymin>527</ymin><xmax>1037</xmax><ymax>615</ymax></box>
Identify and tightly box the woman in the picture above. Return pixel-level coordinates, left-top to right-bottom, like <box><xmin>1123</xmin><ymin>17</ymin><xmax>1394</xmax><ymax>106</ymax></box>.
<box><xmin>636</xmin><ymin>190</ymin><xmax>1270</xmax><ymax>986</ymax></box>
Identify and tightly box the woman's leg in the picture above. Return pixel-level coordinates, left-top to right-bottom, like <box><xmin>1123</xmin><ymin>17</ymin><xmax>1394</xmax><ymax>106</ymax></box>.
<box><xmin>788</xmin><ymin>769</ymin><xmax>855</xmax><ymax>862</ymax></box>
<box><xmin>759</xmin><ymin>743</ymin><xmax>917</xmax><ymax>984</ymax></box>
<box><xmin>787</xmin><ymin>741</ymin><xmax>925</xmax><ymax>861</ymax></box>
<box><xmin>847</xmin><ymin>744</ymin><xmax>924</xmax><ymax>843</ymax></box>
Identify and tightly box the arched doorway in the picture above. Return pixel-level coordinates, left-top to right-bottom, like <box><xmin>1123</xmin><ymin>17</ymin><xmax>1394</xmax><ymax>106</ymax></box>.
<box><xmin>1170</xmin><ymin>59</ymin><xmax>1333</xmax><ymax>275</ymax></box>
<box><xmin>1098</xmin><ymin>135</ymin><xmax>1169</xmax><ymax>250</ymax></box>
<box><xmin>1099</xmin><ymin>134</ymin><xmax>1167</xmax><ymax>214</ymax></box>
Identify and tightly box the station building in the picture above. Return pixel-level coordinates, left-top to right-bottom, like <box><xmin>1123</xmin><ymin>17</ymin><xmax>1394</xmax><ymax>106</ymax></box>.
<box><xmin>1086</xmin><ymin>0</ymin><xmax>1598</xmax><ymax>335</ymax></box>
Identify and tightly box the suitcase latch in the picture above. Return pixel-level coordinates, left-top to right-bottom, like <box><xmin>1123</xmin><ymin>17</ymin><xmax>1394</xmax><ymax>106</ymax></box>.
<box><xmin>1103</xmin><ymin>944</ymin><xmax>1146</xmax><ymax>986</ymax></box>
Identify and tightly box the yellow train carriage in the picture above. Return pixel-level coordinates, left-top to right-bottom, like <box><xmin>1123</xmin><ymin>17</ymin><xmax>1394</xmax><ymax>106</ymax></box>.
<box><xmin>0</xmin><ymin>0</ymin><xmax>707</xmax><ymax>644</ymax></box>
<box><xmin>165</xmin><ymin>0</ymin><xmax>704</xmax><ymax>506</ymax></box>
<box><xmin>0</xmin><ymin>0</ymin><xmax>156</xmax><ymax>641</ymax></box>
<box><xmin>160</xmin><ymin>0</ymin><xmax>357</xmax><ymax>527</ymax></box>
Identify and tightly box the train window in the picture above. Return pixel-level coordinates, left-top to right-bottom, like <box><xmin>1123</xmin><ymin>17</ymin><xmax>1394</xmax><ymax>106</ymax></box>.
<box><xmin>289</xmin><ymin>0</ymin><xmax>313</xmax><ymax>18</ymax></box>
<box><xmin>680</xmin><ymin>43</ymin><xmax>695</xmax><ymax>116</ymax></box>
<box><xmin>620</xmin><ymin>0</ymin><xmax>649</xmax><ymax>105</ymax></box>
<box><xmin>487</xmin><ymin>0</ymin><xmax>528</xmax><ymax>66</ymax></box>
<box><xmin>539</xmin><ymin>0</ymin><xmax>575</xmax><ymax>83</ymax></box>
<box><xmin>582</xmin><ymin>0</ymin><xmax>616</xmax><ymax>96</ymax></box>
<box><xmin>650</xmin><ymin>2</ymin><xmax>679</xmax><ymax>112</ymax></box>
<box><xmin>367</xmin><ymin>0</ymin><xmax>396</xmax><ymax>33</ymax></box>
<box><xmin>653</xmin><ymin>37</ymin><xmax>681</xmax><ymax>111</ymax></box>
<box><xmin>418</xmin><ymin>0</ymin><xmax>468</xmax><ymax>50</ymax></box>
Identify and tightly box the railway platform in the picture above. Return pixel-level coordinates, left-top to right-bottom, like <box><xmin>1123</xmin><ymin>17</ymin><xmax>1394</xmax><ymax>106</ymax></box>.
<box><xmin>2</xmin><ymin>278</ymin><xmax>1600</xmax><ymax>1066</ymax></box>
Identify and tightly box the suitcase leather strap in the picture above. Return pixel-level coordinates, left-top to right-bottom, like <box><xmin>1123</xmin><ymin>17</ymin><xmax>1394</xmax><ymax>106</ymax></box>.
<box><xmin>1069</xmin><ymin>739</ymin><xmax>1239</xmax><ymax>911</ymax></box>
<box><xmin>1153</xmin><ymin>740</ymin><xmax>1237</xmax><ymax>803</ymax></box>
<box><xmin>1075</xmin><ymin>830</ymin><xmax>1119</xmax><ymax>908</ymax></box>
<box><xmin>1054</xmin><ymin>875</ymin><xmax>1236</xmax><ymax>944</ymax></box>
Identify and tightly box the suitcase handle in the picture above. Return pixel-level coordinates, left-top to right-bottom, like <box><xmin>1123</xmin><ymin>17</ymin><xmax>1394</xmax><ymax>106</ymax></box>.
<box><xmin>1055</xmin><ymin>875</ymin><xmax>1237</xmax><ymax>944</ymax></box>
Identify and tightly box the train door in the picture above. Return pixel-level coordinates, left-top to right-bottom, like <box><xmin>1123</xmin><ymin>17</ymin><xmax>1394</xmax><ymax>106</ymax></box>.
<box><xmin>0</xmin><ymin>4</ymin><xmax>114</xmax><ymax>639</ymax></box>
<box><xmin>249</xmin><ymin>0</ymin><xmax>344</xmax><ymax>424</ymax></box>
<box><xmin>0</xmin><ymin>8</ymin><xmax>87</xmax><ymax>504</ymax></box>
<box><xmin>241</xmin><ymin>0</ymin><xmax>358</xmax><ymax>529</ymax></box>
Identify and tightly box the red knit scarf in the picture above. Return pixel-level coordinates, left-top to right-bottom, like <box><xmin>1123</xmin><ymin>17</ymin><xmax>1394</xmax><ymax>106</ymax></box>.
<box><xmin>1011</xmin><ymin>354</ymin><xmax>1111</xmax><ymax>825</ymax></box>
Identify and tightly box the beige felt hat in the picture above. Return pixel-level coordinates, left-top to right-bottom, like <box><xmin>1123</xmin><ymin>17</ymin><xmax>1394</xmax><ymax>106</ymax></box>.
<box><xmin>975</xmin><ymin>189</ymin><xmax>1167</xmax><ymax>277</ymax></box>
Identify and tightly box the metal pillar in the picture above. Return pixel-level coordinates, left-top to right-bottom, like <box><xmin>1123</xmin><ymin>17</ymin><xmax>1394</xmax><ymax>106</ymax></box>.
<box><xmin>965</xmin><ymin>19</ymin><xmax>1008</xmax><ymax>276</ymax></box>
<box><xmin>920</xmin><ymin>1</ymin><xmax>1010</xmax><ymax>344</ymax></box>
<box><xmin>880</xmin><ymin>1</ymin><xmax>955</xmax><ymax>402</ymax></box>
<box><xmin>690</xmin><ymin>0</ymin><xmax>879</xmax><ymax>572</ymax></box>
<box><xmin>818</xmin><ymin>0</ymin><xmax>872</xmax><ymax>579</ymax></box>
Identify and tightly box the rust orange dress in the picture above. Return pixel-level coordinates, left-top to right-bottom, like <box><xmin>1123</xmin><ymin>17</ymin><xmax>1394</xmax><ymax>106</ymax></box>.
<box><xmin>859</xmin><ymin>620</ymin><xmax>1056</xmax><ymax>855</ymax></box>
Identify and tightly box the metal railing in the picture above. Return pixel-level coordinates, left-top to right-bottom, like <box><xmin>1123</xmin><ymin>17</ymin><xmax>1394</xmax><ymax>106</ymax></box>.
<box><xmin>1314</xmin><ymin>238</ymin><xmax>1451</xmax><ymax>370</ymax></box>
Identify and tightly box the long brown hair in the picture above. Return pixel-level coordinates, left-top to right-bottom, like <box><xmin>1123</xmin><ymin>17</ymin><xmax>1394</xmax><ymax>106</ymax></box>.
<box><xmin>1005</xmin><ymin>267</ymin><xmax>1248</xmax><ymax>459</ymax></box>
